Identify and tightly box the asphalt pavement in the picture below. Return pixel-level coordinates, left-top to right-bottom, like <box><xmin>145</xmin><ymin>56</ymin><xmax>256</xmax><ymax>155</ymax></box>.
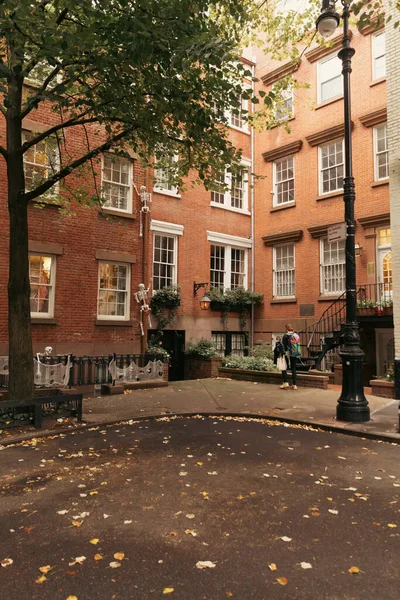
<box><xmin>0</xmin><ymin>416</ymin><xmax>399</xmax><ymax>599</ymax></box>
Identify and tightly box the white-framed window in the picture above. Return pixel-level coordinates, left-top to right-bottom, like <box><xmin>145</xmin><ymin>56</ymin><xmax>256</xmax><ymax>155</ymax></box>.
<box><xmin>29</xmin><ymin>254</ymin><xmax>56</xmax><ymax>318</ymax></box>
<box><xmin>229</xmin><ymin>94</ymin><xmax>249</xmax><ymax>131</ymax></box>
<box><xmin>153</xmin><ymin>152</ymin><xmax>179</xmax><ymax>196</ymax></box>
<box><xmin>153</xmin><ymin>233</ymin><xmax>177</xmax><ymax>290</ymax></box>
<box><xmin>273</xmin><ymin>244</ymin><xmax>295</xmax><ymax>298</ymax></box>
<box><xmin>210</xmin><ymin>162</ymin><xmax>250</xmax><ymax>212</ymax></box>
<box><xmin>319</xmin><ymin>139</ymin><xmax>344</xmax><ymax>195</ymax></box>
<box><xmin>97</xmin><ymin>261</ymin><xmax>130</xmax><ymax>320</ymax></box>
<box><xmin>320</xmin><ymin>237</ymin><xmax>345</xmax><ymax>296</ymax></box>
<box><xmin>317</xmin><ymin>53</ymin><xmax>343</xmax><ymax>104</ymax></box>
<box><xmin>273</xmin><ymin>156</ymin><xmax>294</xmax><ymax>206</ymax></box>
<box><xmin>373</xmin><ymin>123</ymin><xmax>389</xmax><ymax>181</ymax></box>
<box><xmin>210</xmin><ymin>244</ymin><xmax>247</xmax><ymax>290</ymax></box>
<box><xmin>23</xmin><ymin>131</ymin><xmax>59</xmax><ymax>193</ymax></box>
<box><xmin>274</xmin><ymin>84</ymin><xmax>294</xmax><ymax>121</ymax></box>
<box><xmin>372</xmin><ymin>30</ymin><xmax>386</xmax><ymax>80</ymax></box>
<box><xmin>150</xmin><ymin>220</ymin><xmax>183</xmax><ymax>290</ymax></box>
<box><xmin>101</xmin><ymin>153</ymin><xmax>133</xmax><ymax>213</ymax></box>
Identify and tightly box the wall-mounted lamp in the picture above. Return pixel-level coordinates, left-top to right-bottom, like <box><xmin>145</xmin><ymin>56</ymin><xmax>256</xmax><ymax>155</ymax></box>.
<box><xmin>193</xmin><ymin>281</ymin><xmax>211</xmax><ymax>310</ymax></box>
<box><xmin>355</xmin><ymin>243</ymin><xmax>363</xmax><ymax>257</ymax></box>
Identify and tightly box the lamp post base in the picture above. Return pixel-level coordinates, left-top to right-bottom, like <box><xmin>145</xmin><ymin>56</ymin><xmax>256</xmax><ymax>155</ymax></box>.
<box><xmin>336</xmin><ymin>347</ymin><xmax>370</xmax><ymax>423</ymax></box>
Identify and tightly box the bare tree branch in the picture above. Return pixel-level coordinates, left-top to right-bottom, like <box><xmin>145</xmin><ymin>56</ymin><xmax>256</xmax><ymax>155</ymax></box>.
<box><xmin>24</xmin><ymin>127</ymin><xmax>136</xmax><ymax>202</ymax></box>
<box><xmin>21</xmin><ymin>116</ymin><xmax>100</xmax><ymax>151</ymax></box>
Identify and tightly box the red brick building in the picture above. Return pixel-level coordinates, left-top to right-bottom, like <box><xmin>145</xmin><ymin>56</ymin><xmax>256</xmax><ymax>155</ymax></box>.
<box><xmin>0</xmin><ymin>26</ymin><xmax>393</xmax><ymax>384</ymax></box>
<box><xmin>252</xmin><ymin>24</ymin><xmax>392</xmax><ymax>383</ymax></box>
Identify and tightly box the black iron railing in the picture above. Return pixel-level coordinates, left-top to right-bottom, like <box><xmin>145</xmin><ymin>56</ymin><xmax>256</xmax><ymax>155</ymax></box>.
<box><xmin>298</xmin><ymin>283</ymin><xmax>393</xmax><ymax>371</ymax></box>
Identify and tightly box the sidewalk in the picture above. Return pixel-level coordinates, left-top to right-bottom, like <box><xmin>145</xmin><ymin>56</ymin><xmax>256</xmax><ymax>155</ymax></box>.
<box><xmin>1</xmin><ymin>378</ymin><xmax>399</xmax><ymax>445</ymax></box>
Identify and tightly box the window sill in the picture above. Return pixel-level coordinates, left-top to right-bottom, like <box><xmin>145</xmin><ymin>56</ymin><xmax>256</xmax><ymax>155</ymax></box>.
<box><xmin>95</xmin><ymin>319</ymin><xmax>133</xmax><ymax>326</ymax></box>
<box><xmin>315</xmin><ymin>95</ymin><xmax>343</xmax><ymax>110</ymax></box>
<box><xmin>228</xmin><ymin>124</ymin><xmax>251</xmax><ymax>136</ymax></box>
<box><xmin>371</xmin><ymin>179</ymin><xmax>389</xmax><ymax>188</ymax></box>
<box><xmin>210</xmin><ymin>202</ymin><xmax>251</xmax><ymax>216</ymax></box>
<box><xmin>370</xmin><ymin>77</ymin><xmax>386</xmax><ymax>88</ymax></box>
<box><xmin>316</xmin><ymin>191</ymin><xmax>343</xmax><ymax>202</ymax></box>
<box><xmin>270</xmin><ymin>116</ymin><xmax>295</xmax><ymax>129</ymax></box>
<box><xmin>153</xmin><ymin>189</ymin><xmax>181</xmax><ymax>199</ymax></box>
<box><xmin>31</xmin><ymin>318</ymin><xmax>57</xmax><ymax>325</ymax></box>
<box><xmin>270</xmin><ymin>202</ymin><xmax>296</xmax><ymax>212</ymax></box>
<box><xmin>100</xmin><ymin>208</ymin><xmax>136</xmax><ymax>220</ymax></box>
<box><xmin>270</xmin><ymin>297</ymin><xmax>297</xmax><ymax>304</ymax></box>
<box><xmin>318</xmin><ymin>295</ymin><xmax>342</xmax><ymax>302</ymax></box>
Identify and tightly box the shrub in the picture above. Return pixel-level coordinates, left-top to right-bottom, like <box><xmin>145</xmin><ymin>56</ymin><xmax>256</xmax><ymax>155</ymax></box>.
<box><xmin>222</xmin><ymin>355</ymin><xmax>278</xmax><ymax>372</ymax></box>
<box><xmin>185</xmin><ymin>338</ymin><xmax>220</xmax><ymax>358</ymax></box>
<box><xmin>146</xmin><ymin>345</ymin><xmax>170</xmax><ymax>360</ymax></box>
<box><xmin>249</xmin><ymin>340</ymin><xmax>274</xmax><ymax>361</ymax></box>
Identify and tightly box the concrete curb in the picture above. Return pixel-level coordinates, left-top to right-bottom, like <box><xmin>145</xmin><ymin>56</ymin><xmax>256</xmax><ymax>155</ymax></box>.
<box><xmin>1</xmin><ymin>410</ymin><xmax>399</xmax><ymax>447</ymax></box>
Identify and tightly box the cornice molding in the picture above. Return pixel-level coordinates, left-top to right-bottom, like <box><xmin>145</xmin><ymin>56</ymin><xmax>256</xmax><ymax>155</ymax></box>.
<box><xmin>359</xmin><ymin>22</ymin><xmax>384</xmax><ymax>36</ymax></box>
<box><xmin>262</xmin><ymin>230</ymin><xmax>303</xmax><ymax>246</ymax></box>
<box><xmin>29</xmin><ymin>241</ymin><xmax>63</xmax><ymax>255</ymax></box>
<box><xmin>306</xmin><ymin>122</ymin><xmax>353</xmax><ymax>147</ymax></box>
<box><xmin>305</xmin><ymin>32</ymin><xmax>352</xmax><ymax>63</ymax></box>
<box><xmin>95</xmin><ymin>249</ymin><xmax>136</xmax><ymax>263</ymax></box>
<box><xmin>261</xmin><ymin>61</ymin><xmax>300</xmax><ymax>87</ymax></box>
<box><xmin>358</xmin><ymin>213</ymin><xmax>390</xmax><ymax>229</ymax></box>
<box><xmin>359</xmin><ymin>107</ymin><xmax>387</xmax><ymax>128</ymax></box>
<box><xmin>307</xmin><ymin>222</ymin><xmax>347</xmax><ymax>239</ymax></box>
<box><xmin>262</xmin><ymin>140</ymin><xmax>303</xmax><ymax>162</ymax></box>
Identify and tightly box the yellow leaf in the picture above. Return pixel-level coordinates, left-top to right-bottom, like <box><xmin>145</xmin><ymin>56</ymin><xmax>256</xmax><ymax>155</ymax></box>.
<box><xmin>162</xmin><ymin>588</ymin><xmax>174</xmax><ymax>595</ymax></box>
<box><xmin>276</xmin><ymin>577</ymin><xmax>288</xmax><ymax>586</ymax></box>
<box><xmin>268</xmin><ymin>563</ymin><xmax>277</xmax><ymax>571</ymax></box>
<box><xmin>388</xmin><ymin>523</ymin><xmax>397</xmax><ymax>529</ymax></box>
<box><xmin>196</xmin><ymin>462</ymin><xmax>203</xmax><ymax>466</ymax></box>
<box><xmin>226</xmin><ymin>593</ymin><xmax>233</xmax><ymax>598</ymax></box>
<box><xmin>89</xmin><ymin>491</ymin><xmax>98</xmax><ymax>496</ymax></box>
<box><xmin>90</xmin><ymin>539</ymin><xmax>99</xmax><ymax>545</ymax></box>
<box><xmin>113</xmin><ymin>552</ymin><xmax>125</xmax><ymax>561</ymax></box>
<box><xmin>327</xmin><ymin>498</ymin><xmax>333</xmax><ymax>502</ymax></box>
<box><xmin>39</xmin><ymin>565</ymin><xmax>52</xmax><ymax>574</ymax></box>
<box><xmin>71</xmin><ymin>520</ymin><xmax>82</xmax><ymax>528</ymax></box>
<box><xmin>66</xmin><ymin>597</ymin><xmax>78</xmax><ymax>600</ymax></box>
<box><xmin>237</xmin><ymin>495</ymin><xmax>245</xmax><ymax>501</ymax></box>
<box><xmin>354</xmin><ymin>493</ymin><xmax>362</xmax><ymax>497</ymax></box>
<box><xmin>348</xmin><ymin>498</ymin><xmax>355</xmax><ymax>503</ymax></box>
<box><xmin>109</xmin><ymin>561</ymin><xmax>121</xmax><ymax>569</ymax></box>
<box><xmin>169</xmin><ymin>531</ymin><xmax>179</xmax><ymax>537</ymax></box>
<box><xmin>94</xmin><ymin>554</ymin><xmax>103</xmax><ymax>561</ymax></box>
<box><xmin>348</xmin><ymin>566</ymin><xmax>360</xmax><ymax>574</ymax></box>
<box><xmin>101</xmin><ymin>482</ymin><xmax>107</xmax><ymax>486</ymax></box>
<box><xmin>35</xmin><ymin>575</ymin><xmax>47</xmax><ymax>584</ymax></box>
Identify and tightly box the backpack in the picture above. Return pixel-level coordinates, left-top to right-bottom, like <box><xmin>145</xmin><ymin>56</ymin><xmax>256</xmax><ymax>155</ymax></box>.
<box><xmin>288</xmin><ymin>333</ymin><xmax>301</xmax><ymax>357</ymax></box>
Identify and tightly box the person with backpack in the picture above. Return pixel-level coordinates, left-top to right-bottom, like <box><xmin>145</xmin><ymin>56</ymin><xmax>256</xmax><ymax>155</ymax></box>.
<box><xmin>280</xmin><ymin>324</ymin><xmax>301</xmax><ymax>390</ymax></box>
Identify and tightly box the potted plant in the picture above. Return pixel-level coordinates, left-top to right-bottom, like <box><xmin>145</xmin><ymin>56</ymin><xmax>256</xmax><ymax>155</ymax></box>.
<box><xmin>375</xmin><ymin>303</ymin><xmax>384</xmax><ymax>317</ymax></box>
<box><xmin>357</xmin><ymin>299</ymin><xmax>375</xmax><ymax>316</ymax></box>
<box><xmin>149</xmin><ymin>285</ymin><xmax>181</xmax><ymax>343</ymax></box>
<box><xmin>209</xmin><ymin>287</ymin><xmax>263</xmax><ymax>330</ymax></box>
<box><xmin>184</xmin><ymin>337</ymin><xmax>222</xmax><ymax>379</ymax></box>
<box><xmin>382</xmin><ymin>298</ymin><xmax>393</xmax><ymax>315</ymax></box>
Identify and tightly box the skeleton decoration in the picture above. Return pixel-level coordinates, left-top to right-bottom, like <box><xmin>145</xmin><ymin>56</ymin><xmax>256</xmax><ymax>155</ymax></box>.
<box><xmin>134</xmin><ymin>283</ymin><xmax>152</xmax><ymax>335</ymax></box>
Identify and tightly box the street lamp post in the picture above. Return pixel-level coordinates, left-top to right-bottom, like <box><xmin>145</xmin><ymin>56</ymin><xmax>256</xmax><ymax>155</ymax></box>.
<box><xmin>316</xmin><ymin>0</ymin><xmax>370</xmax><ymax>422</ymax></box>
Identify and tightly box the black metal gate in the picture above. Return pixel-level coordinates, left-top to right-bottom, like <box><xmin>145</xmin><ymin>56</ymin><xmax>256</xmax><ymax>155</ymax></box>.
<box><xmin>148</xmin><ymin>330</ymin><xmax>185</xmax><ymax>381</ymax></box>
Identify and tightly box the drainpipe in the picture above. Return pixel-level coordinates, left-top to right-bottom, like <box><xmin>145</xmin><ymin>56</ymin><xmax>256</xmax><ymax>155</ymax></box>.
<box><xmin>250</xmin><ymin>62</ymin><xmax>256</xmax><ymax>351</ymax></box>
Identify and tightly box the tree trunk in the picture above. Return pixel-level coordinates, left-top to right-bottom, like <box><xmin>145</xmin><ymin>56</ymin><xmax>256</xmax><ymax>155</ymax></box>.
<box><xmin>6</xmin><ymin>72</ymin><xmax>35</xmax><ymax>400</ymax></box>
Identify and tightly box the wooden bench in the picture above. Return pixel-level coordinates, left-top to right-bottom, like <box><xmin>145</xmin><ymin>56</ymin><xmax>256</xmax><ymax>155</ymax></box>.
<box><xmin>0</xmin><ymin>393</ymin><xmax>83</xmax><ymax>429</ymax></box>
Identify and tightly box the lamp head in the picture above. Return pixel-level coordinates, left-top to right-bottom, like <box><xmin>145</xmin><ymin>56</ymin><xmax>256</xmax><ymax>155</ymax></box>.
<box><xmin>200</xmin><ymin>293</ymin><xmax>211</xmax><ymax>311</ymax></box>
<box><xmin>316</xmin><ymin>1</ymin><xmax>340</xmax><ymax>38</ymax></box>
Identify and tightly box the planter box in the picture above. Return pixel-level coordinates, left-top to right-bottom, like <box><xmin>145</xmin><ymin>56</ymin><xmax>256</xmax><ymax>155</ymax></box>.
<box><xmin>383</xmin><ymin>307</ymin><xmax>393</xmax><ymax>316</ymax></box>
<box><xmin>357</xmin><ymin>308</ymin><xmax>375</xmax><ymax>316</ymax></box>
<box><xmin>370</xmin><ymin>379</ymin><xmax>396</xmax><ymax>399</ymax></box>
<box><xmin>184</xmin><ymin>356</ymin><xmax>222</xmax><ymax>380</ymax></box>
<box><xmin>218</xmin><ymin>367</ymin><xmax>329</xmax><ymax>389</ymax></box>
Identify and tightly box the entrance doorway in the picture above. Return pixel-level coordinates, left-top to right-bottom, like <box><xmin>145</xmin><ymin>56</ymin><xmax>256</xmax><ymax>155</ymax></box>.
<box><xmin>375</xmin><ymin>328</ymin><xmax>395</xmax><ymax>377</ymax></box>
<box><xmin>148</xmin><ymin>330</ymin><xmax>185</xmax><ymax>381</ymax></box>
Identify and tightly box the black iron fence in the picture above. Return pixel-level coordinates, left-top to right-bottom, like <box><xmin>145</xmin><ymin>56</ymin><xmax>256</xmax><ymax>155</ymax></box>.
<box><xmin>0</xmin><ymin>353</ymin><xmax>165</xmax><ymax>390</ymax></box>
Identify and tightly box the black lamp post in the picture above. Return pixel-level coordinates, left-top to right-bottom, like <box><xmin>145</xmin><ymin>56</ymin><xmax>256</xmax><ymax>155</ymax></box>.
<box><xmin>316</xmin><ymin>0</ymin><xmax>370</xmax><ymax>422</ymax></box>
